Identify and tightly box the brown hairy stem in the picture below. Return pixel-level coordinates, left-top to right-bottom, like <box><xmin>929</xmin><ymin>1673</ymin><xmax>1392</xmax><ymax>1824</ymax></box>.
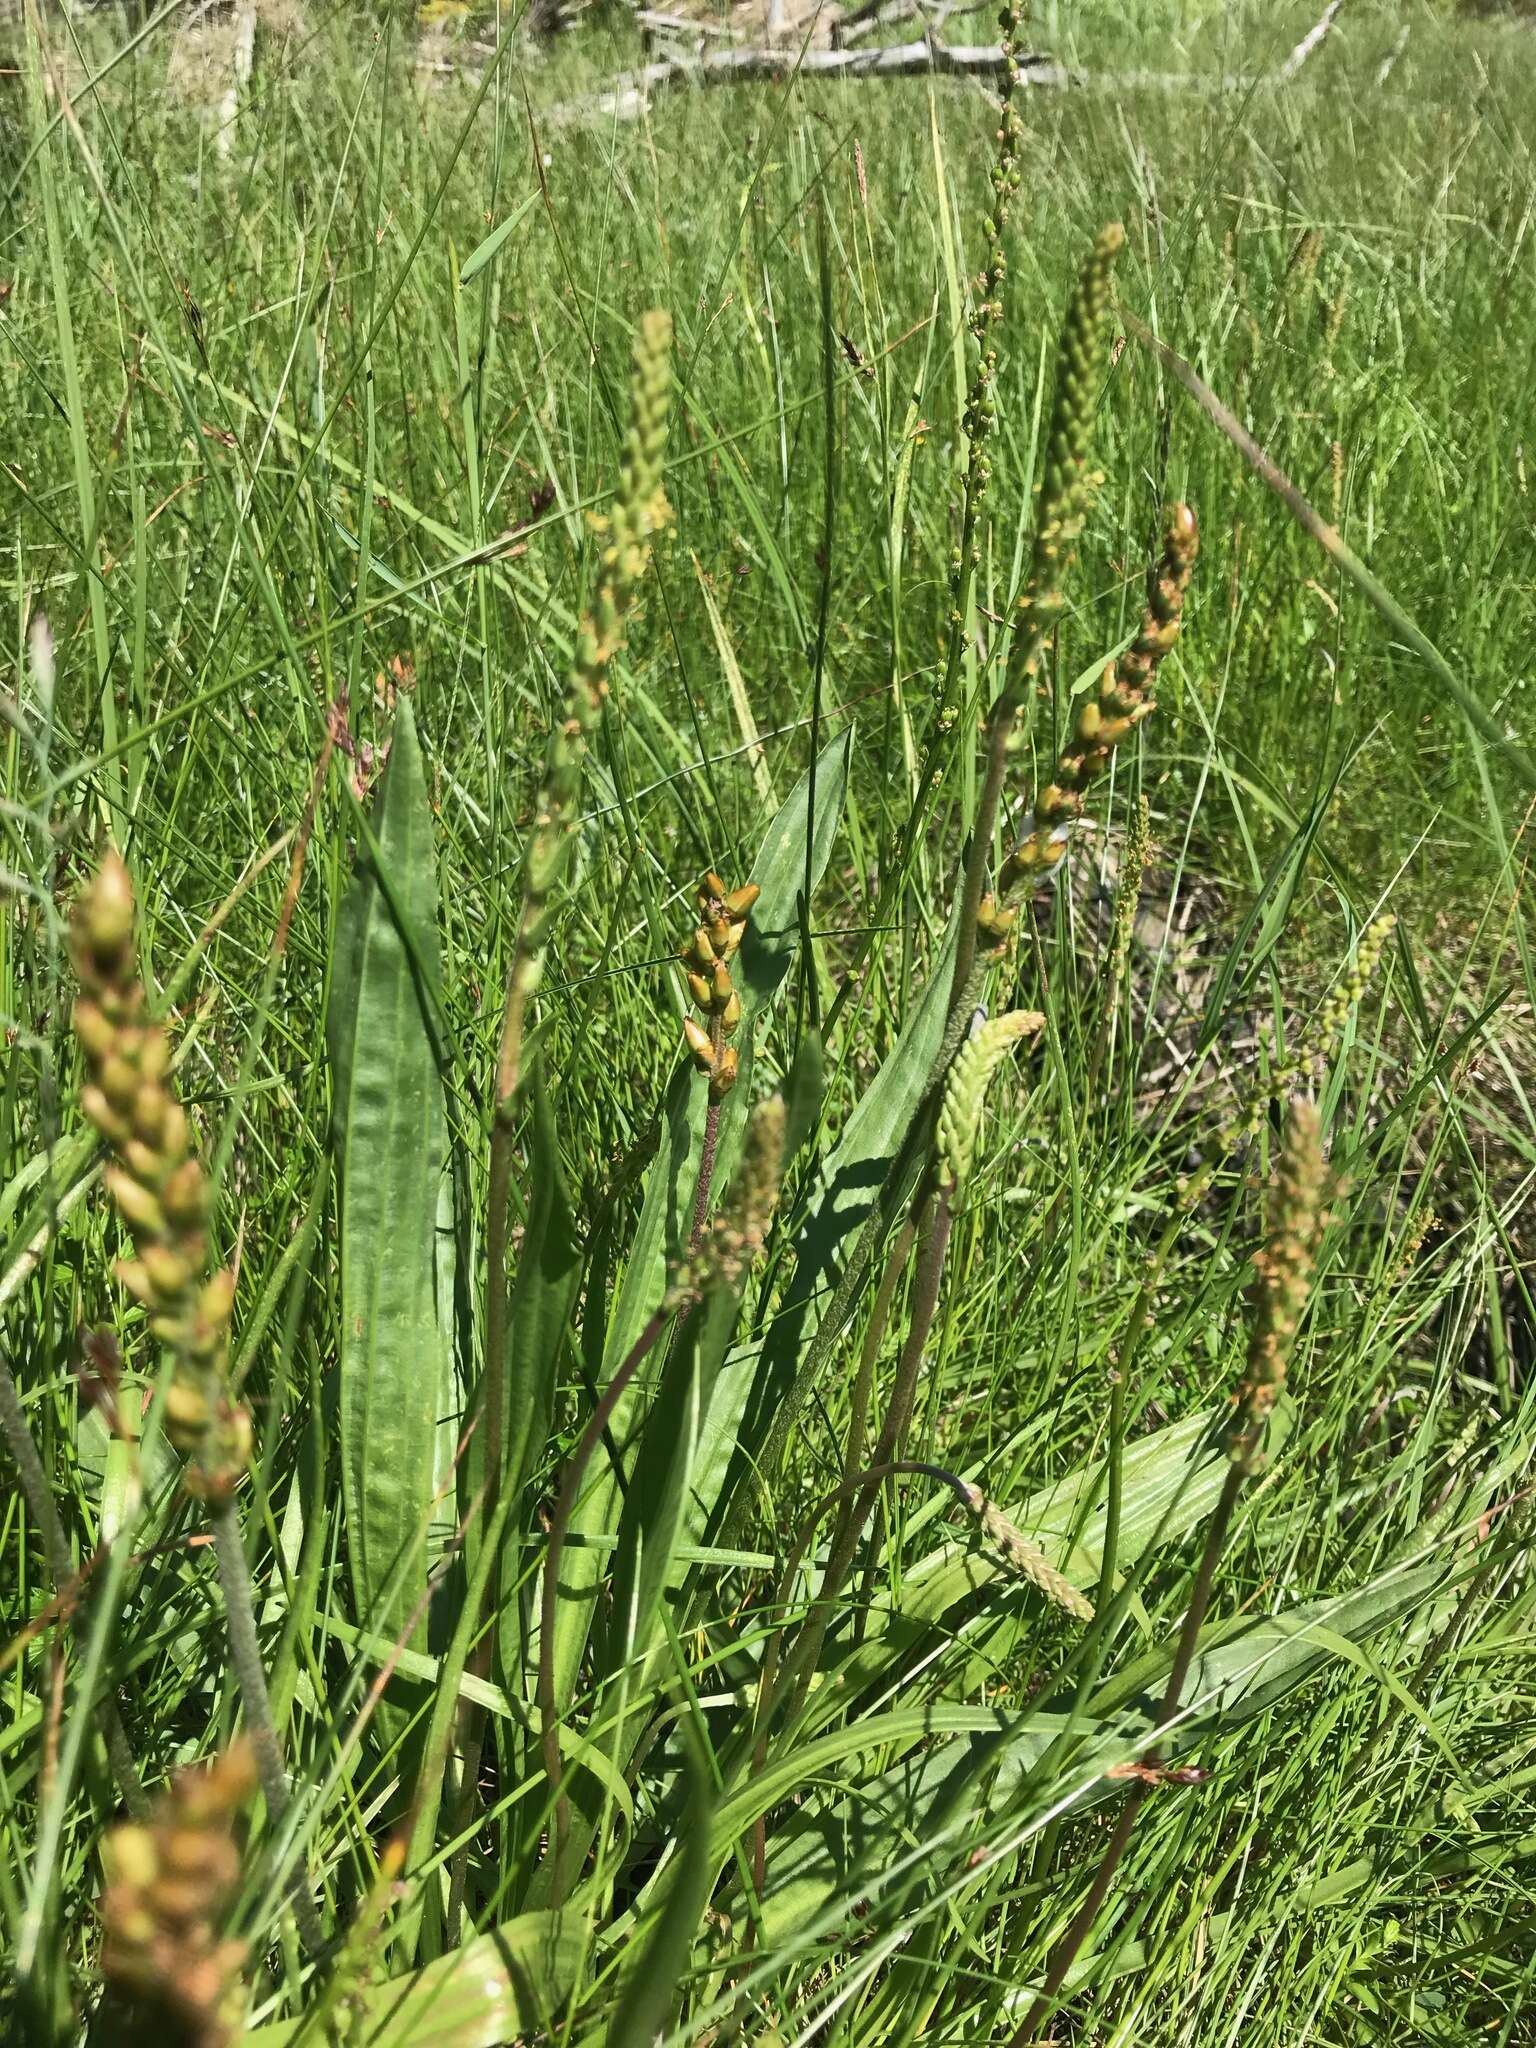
<box><xmin>688</xmin><ymin>1010</ymin><xmax>728</xmax><ymax>1253</ymax></box>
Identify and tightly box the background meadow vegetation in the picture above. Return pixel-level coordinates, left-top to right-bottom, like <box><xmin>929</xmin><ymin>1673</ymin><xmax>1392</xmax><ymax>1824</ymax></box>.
<box><xmin>3</xmin><ymin>0</ymin><xmax>1536</xmax><ymax>2041</ymax></box>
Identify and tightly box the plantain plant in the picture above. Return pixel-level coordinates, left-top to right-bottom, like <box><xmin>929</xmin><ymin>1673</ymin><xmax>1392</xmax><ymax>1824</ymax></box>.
<box><xmin>9</xmin><ymin>10</ymin><xmax>1524</xmax><ymax>2045</ymax></box>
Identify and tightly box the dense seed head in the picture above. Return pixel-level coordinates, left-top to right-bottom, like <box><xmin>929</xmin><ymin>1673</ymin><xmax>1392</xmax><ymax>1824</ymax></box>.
<box><xmin>1228</xmin><ymin>1098</ymin><xmax>1328</xmax><ymax>1473</ymax></box>
<box><xmin>99</xmin><ymin>1741</ymin><xmax>256</xmax><ymax>2048</ymax></box>
<box><xmin>999</xmin><ymin>502</ymin><xmax>1196</xmax><ymax>902</ymax></box>
<box><xmin>72</xmin><ymin>857</ymin><xmax>249</xmax><ymax>1499</ymax></box>
<box><xmin>936</xmin><ymin>1010</ymin><xmax>1045</xmax><ymax>1189</ymax></box>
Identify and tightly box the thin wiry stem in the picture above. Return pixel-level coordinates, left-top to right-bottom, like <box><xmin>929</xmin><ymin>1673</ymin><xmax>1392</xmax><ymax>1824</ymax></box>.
<box><xmin>210</xmin><ymin>1494</ymin><xmax>325</xmax><ymax>1952</ymax></box>
<box><xmin>749</xmin><ymin>1458</ymin><xmax>972</xmax><ymax>1900</ymax></box>
<box><xmin>774</xmin><ymin>1184</ymin><xmax>955</xmax><ymax>1729</ymax></box>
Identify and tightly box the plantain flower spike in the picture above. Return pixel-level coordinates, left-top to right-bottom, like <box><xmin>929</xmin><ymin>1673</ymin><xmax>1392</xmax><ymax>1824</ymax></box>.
<box><xmin>1225</xmin><ymin>911</ymin><xmax>1396</xmax><ymax>1149</ymax></box>
<box><xmin>1228</xmin><ymin>1098</ymin><xmax>1327</xmax><ymax>1474</ymax></box>
<box><xmin>936</xmin><ymin>1009</ymin><xmax>1044</xmax><ymax>1190</ymax></box>
<box><xmin>960</xmin><ymin>1482</ymin><xmax>1094</xmax><ymax>1621</ymax></box>
<box><xmin>1001</xmin><ymin>502</ymin><xmax>1197</xmax><ymax>897</ymax></box>
<box><xmin>99</xmin><ymin>1740</ymin><xmax>256</xmax><ymax>2048</ymax></box>
<box><xmin>679</xmin><ymin>870</ymin><xmax>758</xmax><ymax>1101</ymax></box>
<box><xmin>1006</xmin><ymin>222</ymin><xmax>1126</xmax><ymax>689</ymax></box>
<box><xmin>497</xmin><ymin>310</ymin><xmax>674</xmax><ymax>1107</ymax></box>
<box><xmin>72</xmin><ymin>855</ymin><xmax>250</xmax><ymax>1499</ymax></box>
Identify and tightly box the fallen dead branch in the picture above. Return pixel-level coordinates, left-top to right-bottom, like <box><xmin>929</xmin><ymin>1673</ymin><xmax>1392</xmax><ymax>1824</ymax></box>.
<box><xmin>553</xmin><ymin>39</ymin><xmax>1066</xmax><ymax>121</ymax></box>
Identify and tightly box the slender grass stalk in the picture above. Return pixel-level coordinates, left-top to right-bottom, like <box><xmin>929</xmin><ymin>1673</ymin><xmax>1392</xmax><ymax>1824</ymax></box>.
<box><xmin>451</xmin><ymin>313</ymin><xmax>676</xmax><ymax>1928</ymax></box>
<box><xmin>820</xmin><ymin>2</ymin><xmax>1024</xmax><ymax>1042</ymax></box>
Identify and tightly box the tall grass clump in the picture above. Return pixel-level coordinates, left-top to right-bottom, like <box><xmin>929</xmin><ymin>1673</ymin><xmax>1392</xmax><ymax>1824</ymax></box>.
<box><xmin>4</xmin><ymin>1</ymin><xmax>1535</xmax><ymax>2042</ymax></box>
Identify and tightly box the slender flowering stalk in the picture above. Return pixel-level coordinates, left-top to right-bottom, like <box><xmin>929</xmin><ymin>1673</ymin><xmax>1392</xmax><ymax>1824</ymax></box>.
<box><xmin>995</xmin><ymin>502</ymin><xmax>1198</xmax><ymax>911</ymax></box>
<box><xmin>463</xmin><ymin>316</ymin><xmax>676</xmax><ymax>1909</ymax></box>
<box><xmin>1015</xmin><ymin>1099</ymin><xmax>1328</xmax><ymax>2044</ymax></box>
<box><xmin>813</xmin><ymin>0</ymin><xmax>1030</xmax><ymax>1050</ymax></box>
<box><xmin>493</xmin><ymin>309</ymin><xmax>674</xmax><ymax>1116</ymax></box>
<box><xmin>942</xmin><ymin>0</ymin><xmax>1026</xmax><ymax>639</ymax></box>
<box><xmin>950</xmin><ymin>225</ymin><xmax>1127</xmax><ymax>1013</ymax></box>
<box><xmin>1085</xmin><ymin>790</ymin><xmax>1152</xmax><ymax>1094</ymax></box>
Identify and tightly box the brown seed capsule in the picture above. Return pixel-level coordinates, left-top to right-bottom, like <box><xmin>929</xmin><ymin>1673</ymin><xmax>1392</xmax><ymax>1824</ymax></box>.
<box><xmin>161</xmin><ymin>1161</ymin><xmax>208</xmax><ymax>1229</ymax></box>
<box><xmin>687</xmin><ymin>972</ymin><xmax>713</xmax><ymax>1011</ymax></box>
<box><xmin>724</xmin><ymin>883</ymin><xmax>760</xmax><ymax>920</ymax></box>
<box><xmin>81</xmin><ymin>854</ymin><xmax>137</xmax><ymax>961</ymax></box>
<box><xmin>197</xmin><ymin>1270</ymin><xmax>236</xmax><ymax>1330</ymax></box>
<box><xmin>73</xmin><ymin>999</ymin><xmax>116</xmax><ymax>1062</ymax></box>
<box><xmin>684</xmin><ymin>927</ymin><xmax>718</xmax><ymax>972</ymax></box>
<box><xmin>709</xmin><ymin>958</ymin><xmax>734</xmax><ymax>1011</ymax></box>
<box><xmin>81</xmin><ymin>1085</ymin><xmax>129</xmax><ymax>1146</ymax></box>
<box><xmin>709</xmin><ymin>1046</ymin><xmax>738</xmax><ymax>1101</ymax></box>
<box><xmin>142</xmin><ymin>1244</ymin><xmax>192</xmax><ymax>1299</ymax></box>
<box><xmin>137</xmin><ymin>1027</ymin><xmax>171</xmax><ymax>1082</ymax></box>
<box><xmin>721</xmin><ymin>989</ymin><xmax>742</xmax><ymax>1035</ymax></box>
<box><xmin>682</xmin><ymin>1017</ymin><xmax>715</xmax><ymax>1073</ymax></box>
<box><xmin>163</xmin><ymin>1381</ymin><xmax>211</xmax><ymax>1435</ymax></box>
<box><xmin>106</xmin><ymin>1169</ymin><xmax>166</xmax><ymax>1238</ymax></box>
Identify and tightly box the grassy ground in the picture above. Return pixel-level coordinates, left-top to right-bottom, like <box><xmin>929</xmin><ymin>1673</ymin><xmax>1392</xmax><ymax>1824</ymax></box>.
<box><xmin>3</xmin><ymin>0</ymin><xmax>1536</xmax><ymax>2041</ymax></box>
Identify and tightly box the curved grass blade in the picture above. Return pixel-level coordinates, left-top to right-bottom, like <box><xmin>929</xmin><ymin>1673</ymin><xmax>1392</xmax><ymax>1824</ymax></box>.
<box><xmin>607</xmin><ymin>1734</ymin><xmax>716</xmax><ymax>2048</ymax></box>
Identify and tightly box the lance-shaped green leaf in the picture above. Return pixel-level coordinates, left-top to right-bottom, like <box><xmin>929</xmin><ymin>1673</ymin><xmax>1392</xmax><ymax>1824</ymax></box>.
<box><xmin>493</xmin><ymin>1063</ymin><xmax>582</xmax><ymax>1686</ymax></box>
<box><xmin>740</xmin><ymin>1557</ymin><xmax>1449</xmax><ymax>1950</ymax></box>
<box><xmin>243</xmin><ymin>1908</ymin><xmax>578</xmax><ymax>2047</ymax></box>
<box><xmin>696</xmin><ymin>915</ymin><xmax>959</xmax><ymax>1553</ymax></box>
<box><xmin>328</xmin><ymin>698</ymin><xmax>453</xmax><ymax>1685</ymax></box>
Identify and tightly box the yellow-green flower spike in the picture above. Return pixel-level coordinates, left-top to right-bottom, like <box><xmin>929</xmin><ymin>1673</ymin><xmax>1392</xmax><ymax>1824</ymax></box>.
<box><xmin>496</xmin><ymin>311</ymin><xmax>674</xmax><ymax>1110</ymax></box>
<box><xmin>960</xmin><ymin>1483</ymin><xmax>1094</xmax><ymax>1621</ymax></box>
<box><xmin>936</xmin><ymin>1010</ymin><xmax>1044</xmax><ymax>1189</ymax></box>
